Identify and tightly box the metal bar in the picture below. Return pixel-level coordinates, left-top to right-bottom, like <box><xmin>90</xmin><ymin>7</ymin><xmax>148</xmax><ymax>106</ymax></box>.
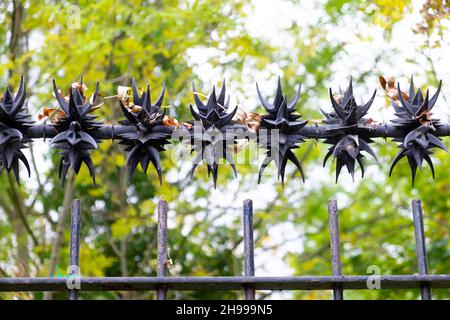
<box><xmin>68</xmin><ymin>199</ymin><xmax>81</xmax><ymax>300</ymax></box>
<box><xmin>243</xmin><ymin>199</ymin><xmax>255</xmax><ymax>300</ymax></box>
<box><xmin>0</xmin><ymin>275</ymin><xmax>448</xmax><ymax>292</ymax></box>
<box><xmin>25</xmin><ymin>123</ymin><xmax>450</xmax><ymax>141</ymax></box>
<box><xmin>328</xmin><ymin>199</ymin><xmax>343</xmax><ymax>300</ymax></box>
<box><xmin>297</xmin><ymin>122</ymin><xmax>450</xmax><ymax>138</ymax></box>
<box><xmin>157</xmin><ymin>200</ymin><xmax>169</xmax><ymax>300</ymax></box>
<box><xmin>411</xmin><ymin>200</ymin><xmax>432</xmax><ymax>300</ymax></box>
<box><xmin>26</xmin><ymin>124</ymin><xmax>137</xmax><ymax>140</ymax></box>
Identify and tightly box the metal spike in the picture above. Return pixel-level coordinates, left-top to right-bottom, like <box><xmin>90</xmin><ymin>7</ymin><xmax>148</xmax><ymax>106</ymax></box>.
<box><xmin>53</xmin><ymin>79</ymin><xmax>69</xmax><ymax>114</ymax></box>
<box><xmin>207</xmin><ymin>86</ymin><xmax>217</xmax><ymax>112</ymax></box>
<box><xmin>142</xmin><ymin>85</ymin><xmax>150</xmax><ymax>110</ymax></box>
<box><xmin>335</xmin><ymin>158</ymin><xmax>344</xmax><ymax>183</ymax></box>
<box><xmin>428</xmin><ymin>134</ymin><xmax>448</xmax><ymax>152</ymax></box>
<box><xmin>218</xmin><ymin>79</ymin><xmax>226</xmax><ymax>107</ymax></box>
<box><xmin>323</xmin><ymin>149</ymin><xmax>333</xmax><ymax>167</ymax></box>
<box><xmin>389</xmin><ymin>149</ymin><xmax>406</xmax><ymax>176</ymax></box>
<box><xmin>428</xmin><ymin>80</ymin><xmax>442</xmax><ymax>109</ymax></box>
<box><xmin>17</xmin><ymin>152</ymin><xmax>31</xmax><ymax>177</ymax></box>
<box><xmin>126</xmin><ymin>145</ymin><xmax>141</xmax><ymax>180</ymax></box>
<box><xmin>154</xmin><ymin>83</ymin><xmax>166</xmax><ymax>108</ymax></box>
<box><xmin>397</xmin><ymin>82</ymin><xmax>416</xmax><ymax>116</ymax></box>
<box><xmin>286</xmin><ymin>149</ymin><xmax>305</xmax><ymax>182</ymax></box>
<box><xmin>11</xmin><ymin>75</ymin><xmax>26</xmax><ymax>115</ymax></box>
<box><xmin>132</xmin><ymin>78</ymin><xmax>141</xmax><ymax>106</ymax></box>
<box><xmin>257</xmin><ymin>155</ymin><xmax>271</xmax><ymax>184</ymax></box>
<box><xmin>2</xmin><ymin>87</ymin><xmax>14</xmax><ymax>113</ymax></box>
<box><xmin>424</xmin><ymin>154</ymin><xmax>435</xmax><ymax>179</ymax></box>
<box><xmin>356</xmin><ymin>156</ymin><xmax>365</xmax><ymax>178</ymax></box>
<box><xmin>84</xmin><ymin>156</ymin><xmax>96</xmax><ymax>184</ymax></box>
<box><xmin>408</xmin><ymin>156</ymin><xmax>418</xmax><ymax>187</ymax></box>
<box><xmin>192</xmin><ymin>82</ymin><xmax>206</xmax><ymax>111</ymax></box>
<box><xmin>273</xmin><ymin>76</ymin><xmax>283</xmax><ymax>108</ymax></box>
<box><xmin>358</xmin><ymin>139</ymin><xmax>378</xmax><ymax>162</ymax></box>
<box><xmin>256</xmin><ymin>82</ymin><xmax>274</xmax><ymax>112</ymax></box>
<box><xmin>329</xmin><ymin>89</ymin><xmax>346</xmax><ymax>119</ymax></box>
<box><xmin>288</xmin><ymin>83</ymin><xmax>301</xmax><ymax>110</ymax></box>
<box><xmin>357</xmin><ymin>90</ymin><xmax>376</xmax><ymax>120</ymax></box>
<box><xmin>147</xmin><ymin>145</ymin><xmax>162</xmax><ymax>185</ymax></box>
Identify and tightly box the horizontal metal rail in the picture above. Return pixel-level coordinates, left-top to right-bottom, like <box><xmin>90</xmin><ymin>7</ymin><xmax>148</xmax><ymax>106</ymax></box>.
<box><xmin>0</xmin><ymin>275</ymin><xmax>448</xmax><ymax>292</ymax></box>
<box><xmin>25</xmin><ymin>123</ymin><xmax>450</xmax><ymax>140</ymax></box>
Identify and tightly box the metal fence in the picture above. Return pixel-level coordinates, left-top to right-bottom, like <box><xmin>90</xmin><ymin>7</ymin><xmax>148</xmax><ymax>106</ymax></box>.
<box><xmin>0</xmin><ymin>75</ymin><xmax>449</xmax><ymax>299</ymax></box>
<box><xmin>0</xmin><ymin>198</ymin><xmax>448</xmax><ymax>300</ymax></box>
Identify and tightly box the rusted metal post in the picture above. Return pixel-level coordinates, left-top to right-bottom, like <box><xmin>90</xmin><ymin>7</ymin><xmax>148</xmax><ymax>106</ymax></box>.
<box><xmin>411</xmin><ymin>200</ymin><xmax>432</xmax><ymax>300</ymax></box>
<box><xmin>243</xmin><ymin>199</ymin><xmax>255</xmax><ymax>300</ymax></box>
<box><xmin>157</xmin><ymin>199</ymin><xmax>168</xmax><ymax>300</ymax></box>
<box><xmin>68</xmin><ymin>199</ymin><xmax>81</xmax><ymax>300</ymax></box>
<box><xmin>328</xmin><ymin>199</ymin><xmax>343</xmax><ymax>300</ymax></box>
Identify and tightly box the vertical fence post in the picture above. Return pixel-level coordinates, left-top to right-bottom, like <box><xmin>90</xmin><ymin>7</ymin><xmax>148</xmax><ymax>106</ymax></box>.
<box><xmin>68</xmin><ymin>199</ymin><xmax>81</xmax><ymax>300</ymax></box>
<box><xmin>328</xmin><ymin>199</ymin><xmax>343</xmax><ymax>300</ymax></box>
<box><xmin>411</xmin><ymin>200</ymin><xmax>432</xmax><ymax>300</ymax></box>
<box><xmin>157</xmin><ymin>199</ymin><xmax>169</xmax><ymax>300</ymax></box>
<box><xmin>243</xmin><ymin>199</ymin><xmax>255</xmax><ymax>300</ymax></box>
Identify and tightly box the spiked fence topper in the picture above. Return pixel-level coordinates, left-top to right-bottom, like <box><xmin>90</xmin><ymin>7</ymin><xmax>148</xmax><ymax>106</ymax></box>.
<box><xmin>189</xmin><ymin>80</ymin><xmax>241</xmax><ymax>188</ymax></box>
<box><xmin>389</xmin><ymin>77</ymin><xmax>446</xmax><ymax>185</ymax></box>
<box><xmin>0</xmin><ymin>76</ymin><xmax>32</xmax><ymax>182</ymax></box>
<box><xmin>118</xmin><ymin>79</ymin><xmax>172</xmax><ymax>184</ymax></box>
<box><xmin>256</xmin><ymin>77</ymin><xmax>307</xmax><ymax>185</ymax></box>
<box><xmin>322</xmin><ymin>79</ymin><xmax>377</xmax><ymax>182</ymax></box>
<box><xmin>1</xmin><ymin>74</ymin><xmax>450</xmax><ymax>187</ymax></box>
<box><xmin>50</xmin><ymin>79</ymin><xmax>102</xmax><ymax>185</ymax></box>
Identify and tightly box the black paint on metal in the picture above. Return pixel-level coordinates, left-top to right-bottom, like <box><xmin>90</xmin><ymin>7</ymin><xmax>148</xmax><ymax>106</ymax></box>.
<box><xmin>243</xmin><ymin>199</ymin><xmax>255</xmax><ymax>300</ymax></box>
<box><xmin>411</xmin><ymin>200</ymin><xmax>432</xmax><ymax>300</ymax></box>
<box><xmin>157</xmin><ymin>200</ymin><xmax>169</xmax><ymax>300</ymax></box>
<box><xmin>68</xmin><ymin>199</ymin><xmax>81</xmax><ymax>300</ymax></box>
<box><xmin>328</xmin><ymin>199</ymin><xmax>343</xmax><ymax>300</ymax></box>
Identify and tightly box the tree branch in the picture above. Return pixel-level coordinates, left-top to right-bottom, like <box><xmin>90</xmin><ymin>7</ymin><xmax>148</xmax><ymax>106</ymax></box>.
<box><xmin>6</xmin><ymin>173</ymin><xmax>39</xmax><ymax>247</ymax></box>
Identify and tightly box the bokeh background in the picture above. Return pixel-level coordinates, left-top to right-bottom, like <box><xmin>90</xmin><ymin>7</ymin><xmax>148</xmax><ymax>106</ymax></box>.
<box><xmin>0</xmin><ymin>0</ymin><xmax>449</xmax><ymax>299</ymax></box>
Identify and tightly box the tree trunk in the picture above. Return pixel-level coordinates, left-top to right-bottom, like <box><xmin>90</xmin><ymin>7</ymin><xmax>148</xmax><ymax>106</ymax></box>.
<box><xmin>8</xmin><ymin>0</ymin><xmax>24</xmax><ymax>77</ymax></box>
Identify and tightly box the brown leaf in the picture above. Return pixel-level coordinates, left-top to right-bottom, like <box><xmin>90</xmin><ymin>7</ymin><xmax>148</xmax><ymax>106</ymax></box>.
<box><xmin>379</xmin><ymin>76</ymin><xmax>387</xmax><ymax>90</ymax></box>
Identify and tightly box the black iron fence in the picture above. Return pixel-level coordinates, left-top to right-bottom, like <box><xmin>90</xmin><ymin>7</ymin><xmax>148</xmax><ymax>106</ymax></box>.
<box><xmin>0</xmin><ymin>75</ymin><xmax>449</xmax><ymax>299</ymax></box>
<box><xmin>0</xmin><ymin>75</ymin><xmax>448</xmax><ymax>186</ymax></box>
<box><xmin>0</xmin><ymin>198</ymin><xmax>448</xmax><ymax>300</ymax></box>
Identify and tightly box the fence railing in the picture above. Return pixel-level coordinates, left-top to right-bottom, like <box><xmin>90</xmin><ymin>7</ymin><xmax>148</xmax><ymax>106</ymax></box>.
<box><xmin>0</xmin><ymin>75</ymin><xmax>449</xmax><ymax>187</ymax></box>
<box><xmin>0</xmin><ymin>198</ymin><xmax>448</xmax><ymax>300</ymax></box>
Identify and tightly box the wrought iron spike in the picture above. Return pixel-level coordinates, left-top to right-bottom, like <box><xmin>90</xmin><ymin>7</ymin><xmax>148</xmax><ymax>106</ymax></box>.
<box><xmin>0</xmin><ymin>75</ymin><xmax>33</xmax><ymax>182</ymax></box>
<box><xmin>51</xmin><ymin>78</ymin><xmax>103</xmax><ymax>185</ymax></box>
<box><xmin>389</xmin><ymin>77</ymin><xmax>445</xmax><ymax>185</ymax></box>
<box><xmin>323</xmin><ymin>79</ymin><xmax>377</xmax><ymax>182</ymax></box>
<box><xmin>188</xmin><ymin>80</ymin><xmax>239</xmax><ymax>188</ymax></box>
